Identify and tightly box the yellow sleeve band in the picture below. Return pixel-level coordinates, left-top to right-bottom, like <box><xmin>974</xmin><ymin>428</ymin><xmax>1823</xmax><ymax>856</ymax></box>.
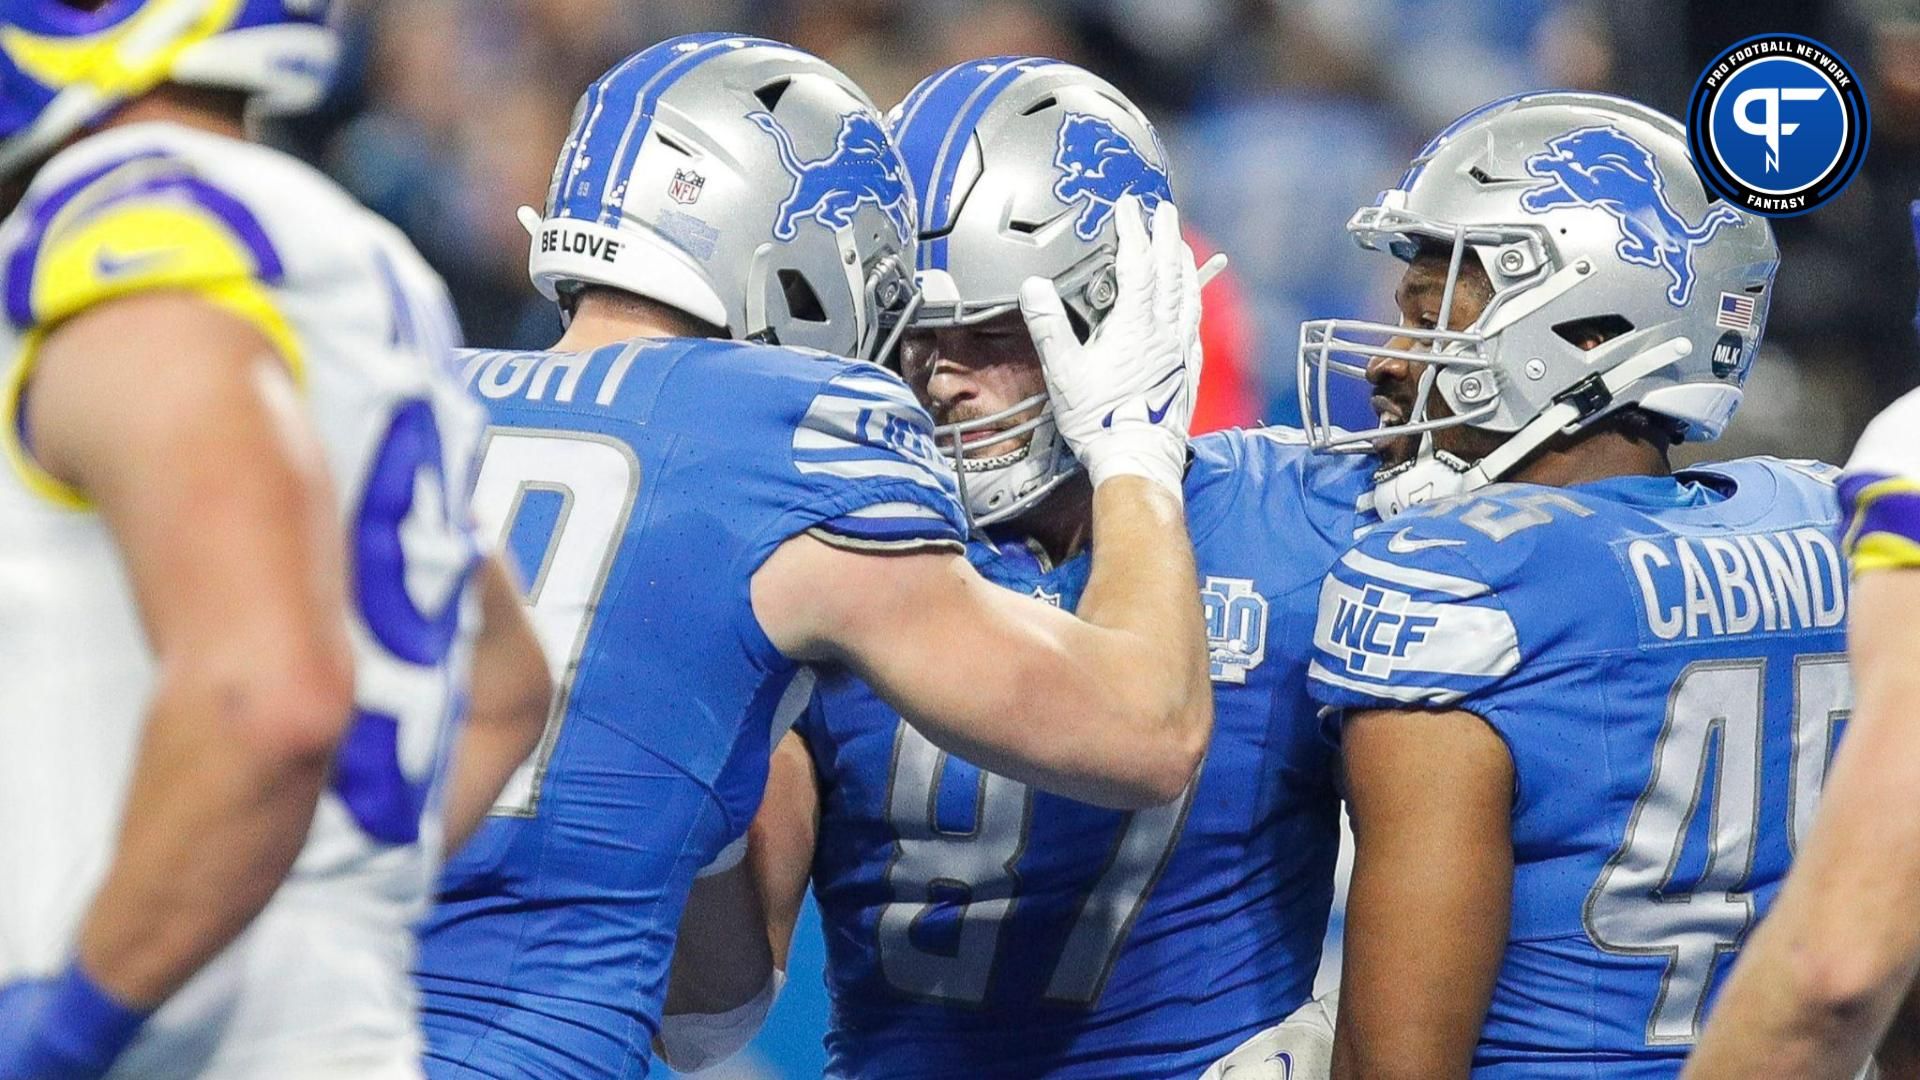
<box><xmin>4</xmin><ymin>198</ymin><xmax>305</xmax><ymax>510</ymax></box>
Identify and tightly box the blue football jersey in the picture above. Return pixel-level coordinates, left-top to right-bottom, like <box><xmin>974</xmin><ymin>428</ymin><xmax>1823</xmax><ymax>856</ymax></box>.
<box><xmin>795</xmin><ymin>428</ymin><xmax>1375</xmax><ymax>1078</ymax></box>
<box><xmin>415</xmin><ymin>339</ymin><xmax>966</xmax><ymax>1079</ymax></box>
<box><xmin>1308</xmin><ymin>458</ymin><xmax>1851</xmax><ymax>1078</ymax></box>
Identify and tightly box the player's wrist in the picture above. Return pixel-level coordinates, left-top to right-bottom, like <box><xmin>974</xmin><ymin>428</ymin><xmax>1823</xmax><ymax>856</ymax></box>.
<box><xmin>1076</xmin><ymin>427</ymin><xmax>1188</xmax><ymax>504</ymax></box>
<box><xmin>28</xmin><ymin>962</ymin><xmax>152</xmax><ymax>1076</ymax></box>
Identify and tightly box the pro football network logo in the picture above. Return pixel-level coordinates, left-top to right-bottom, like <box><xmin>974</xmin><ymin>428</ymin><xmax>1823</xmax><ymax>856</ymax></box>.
<box><xmin>1686</xmin><ymin>33</ymin><xmax>1869</xmax><ymax>217</ymax></box>
<box><xmin>1520</xmin><ymin>126</ymin><xmax>1742</xmax><ymax>307</ymax></box>
<box><xmin>749</xmin><ymin>110</ymin><xmax>915</xmax><ymax>245</ymax></box>
<box><xmin>1051</xmin><ymin>113</ymin><xmax>1172</xmax><ymax>241</ymax></box>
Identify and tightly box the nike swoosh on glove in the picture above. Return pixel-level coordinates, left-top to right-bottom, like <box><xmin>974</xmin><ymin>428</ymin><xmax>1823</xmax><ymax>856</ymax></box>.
<box><xmin>1019</xmin><ymin>195</ymin><xmax>1212</xmax><ymax>505</ymax></box>
<box><xmin>1197</xmin><ymin>991</ymin><xmax>1339</xmax><ymax>1080</ymax></box>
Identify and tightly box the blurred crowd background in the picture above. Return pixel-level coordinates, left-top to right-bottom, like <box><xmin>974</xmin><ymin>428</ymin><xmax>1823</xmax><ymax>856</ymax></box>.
<box><xmin>278</xmin><ymin>2</ymin><xmax>1920</xmax><ymax>1074</ymax></box>
<box><xmin>282</xmin><ymin>0</ymin><xmax>1920</xmax><ymax>469</ymax></box>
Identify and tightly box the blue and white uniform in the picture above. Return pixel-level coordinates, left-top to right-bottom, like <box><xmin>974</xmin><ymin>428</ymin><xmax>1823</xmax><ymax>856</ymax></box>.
<box><xmin>797</xmin><ymin>428</ymin><xmax>1372</xmax><ymax>1078</ymax></box>
<box><xmin>415</xmin><ymin>340</ymin><xmax>966</xmax><ymax>1078</ymax></box>
<box><xmin>1309</xmin><ymin>460</ymin><xmax>1851</xmax><ymax>1077</ymax></box>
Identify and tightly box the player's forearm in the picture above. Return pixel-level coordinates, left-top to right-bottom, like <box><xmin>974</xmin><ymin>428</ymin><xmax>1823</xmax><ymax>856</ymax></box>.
<box><xmin>442</xmin><ymin>709</ymin><xmax>542</xmax><ymax>856</ymax></box>
<box><xmin>74</xmin><ymin>657</ymin><xmax>351</xmax><ymax>1009</ymax></box>
<box><xmin>443</xmin><ymin>557</ymin><xmax>551</xmax><ymax>854</ymax></box>
<box><xmin>1072</xmin><ymin>476</ymin><xmax>1212</xmax><ymax>773</ymax></box>
<box><xmin>666</xmin><ymin>861</ymin><xmax>780</xmax><ymax>1016</ymax></box>
<box><xmin>668</xmin><ymin>736</ymin><xmax>817</xmax><ymax>1015</ymax></box>
<box><xmin>1336</xmin><ymin>872</ymin><xmax>1499</xmax><ymax>1080</ymax></box>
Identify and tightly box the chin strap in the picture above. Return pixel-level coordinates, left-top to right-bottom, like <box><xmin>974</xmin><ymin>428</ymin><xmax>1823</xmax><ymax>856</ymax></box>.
<box><xmin>1372</xmin><ymin>336</ymin><xmax>1694</xmax><ymax>519</ymax></box>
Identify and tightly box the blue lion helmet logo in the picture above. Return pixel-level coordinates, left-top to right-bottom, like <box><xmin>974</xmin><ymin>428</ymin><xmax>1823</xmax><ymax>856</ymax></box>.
<box><xmin>1052</xmin><ymin>113</ymin><xmax>1172</xmax><ymax>241</ymax></box>
<box><xmin>751</xmin><ymin>110</ymin><xmax>915</xmax><ymax>246</ymax></box>
<box><xmin>1519</xmin><ymin>125</ymin><xmax>1743</xmax><ymax>307</ymax></box>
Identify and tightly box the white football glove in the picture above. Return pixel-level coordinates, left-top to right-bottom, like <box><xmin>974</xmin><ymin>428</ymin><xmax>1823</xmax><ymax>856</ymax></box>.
<box><xmin>1019</xmin><ymin>195</ymin><xmax>1213</xmax><ymax>505</ymax></box>
<box><xmin>1198</xmin><ymin>991</ymin><xmax>1338</xmax><ymax>1080</ymax></box>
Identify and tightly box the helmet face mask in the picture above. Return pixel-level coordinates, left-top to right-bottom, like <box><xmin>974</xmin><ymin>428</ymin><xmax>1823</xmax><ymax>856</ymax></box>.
<box><xmin>899</xmin><ymin>316</ymin><xmax>1067</xmax><ymax>530</ymax></box>
<box><xmin>1297</xmin><ymin>91</ymin><xmax>1779</xmax><ymax>519</ymax></box>
<box><xmin>889</xmin><ymin>55</ymin><xmax>1170</xmax><ymax>531</ymax></box>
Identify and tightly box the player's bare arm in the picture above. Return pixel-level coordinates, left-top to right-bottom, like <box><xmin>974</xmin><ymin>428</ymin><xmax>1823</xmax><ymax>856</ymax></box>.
<box><xmin>755</xmin><ymin>197</ymin><xmax>1212</xmax><ymax>810</ymax></box>
<box><xmin>26</xmin><ymin>291</ymin><xmax>354</xmax><ymax>1010</ymax></box>
<box><xmin>658</xmin><ymin>731</ymin><xmax>821</xmax><ymax>1070</ymax></box>
<box><xmin>756</xmin><ymin>484</ymin><xmax>1202</xmax><ymax>810</ymax></box>
<box><xmin>1335</xmin><ymin>707</ymin><xmax>1514</xmax><ymax>1080</ymax></box>
<box><xmin>441</xmin><ymin>554</ymin><xmax>552</xmax><ymax>855</ymax></box>
<box><xmin>1683</xmin><ymin>567</ymin><xmax>1920</xmax><ymax>1080</ymax></box>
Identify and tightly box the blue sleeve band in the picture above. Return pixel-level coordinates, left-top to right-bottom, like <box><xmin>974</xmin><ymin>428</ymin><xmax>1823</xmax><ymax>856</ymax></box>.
<box><xmin>36</xmin><ymin>963</ymin><xmax>150</xmax><ymax>1075</ymax></box>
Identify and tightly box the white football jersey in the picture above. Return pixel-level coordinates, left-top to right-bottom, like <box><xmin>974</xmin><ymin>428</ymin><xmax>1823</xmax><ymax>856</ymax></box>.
<box><xmin>1847</xmin><ymin>388</ymin><xmax>1920</xmax><ymax>481</ymax></box>
<box><xmin>0</xmin><ymin>122</ymin><xmax>484</xmax><ymax>1078</ymax></box>
<box><xmin>1842</xmin><ymin>388</ymin><xmax>1920</xmax><ymax>574</ymax></box>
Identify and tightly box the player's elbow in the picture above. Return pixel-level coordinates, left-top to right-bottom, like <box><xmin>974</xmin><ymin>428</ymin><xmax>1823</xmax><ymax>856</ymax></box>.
<box><xmin>1786</xmin><ymin>943</ymin><xmax>1909</xmax><ymax>1034</ymax></box>
<box><xmin>1138</xmin><ymin>688</ymin><xmax>1211</xmax><ymax>804</ymax></box>
<box><xmin>1099</xmin><ymin>695</ymin><xmax>1207</xmax><ymax>807</ymax></box>
<box><xmin>193</xmin><ymin>630</ymin><xmax>358</xmax><ymax>769</ymax></box>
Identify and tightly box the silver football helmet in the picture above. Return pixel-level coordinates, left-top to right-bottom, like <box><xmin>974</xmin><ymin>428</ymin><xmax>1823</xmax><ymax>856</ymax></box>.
<box><xmin>521</xmin><ymin>33</ymin><xmax>918</xmax><ymax>363</ymax></box>
<box><xmin>889</xmin><ymin>56</ymin><xmax>1174</xmax><ymax>527</ymax></box>
<box><xmin>1298</xmin><ymin>91</ymin><xmax>1780</xmax><ymax>518</ymax></box>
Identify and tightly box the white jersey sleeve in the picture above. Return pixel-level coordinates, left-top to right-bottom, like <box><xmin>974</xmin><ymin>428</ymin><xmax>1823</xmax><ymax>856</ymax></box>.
<box><xmin>1841</xmin><ymin>388</ymin><xmax>1920</xmax><ymax>574</ymax></box>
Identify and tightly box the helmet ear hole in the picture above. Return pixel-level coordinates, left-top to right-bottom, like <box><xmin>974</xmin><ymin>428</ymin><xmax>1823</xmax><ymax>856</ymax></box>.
<box><xmin>778</xmin><ymin>270</ymin><xmax>828</xmax><ymax>323</ymax></box>
<box><xmin>1551</xmin><ymin>314</ymin><xmax>1634</xmax><ymax>350</ymax></box>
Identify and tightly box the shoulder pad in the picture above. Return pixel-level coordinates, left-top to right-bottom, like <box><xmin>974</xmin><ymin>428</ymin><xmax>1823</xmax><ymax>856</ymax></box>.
<box><xmin>1309</xmin><ymin>514</ymin><xmax>1521</xmax><ymax>709</ymax></box>
<box><xmin>1842</xmin><ymin>395</ymin><xmax>1920</xmax><ymax>572</ymax></box>
<box><xmin>3</xmin><ymin>149</ymin><xmax>297</xmax><ymax>366</ymax></box>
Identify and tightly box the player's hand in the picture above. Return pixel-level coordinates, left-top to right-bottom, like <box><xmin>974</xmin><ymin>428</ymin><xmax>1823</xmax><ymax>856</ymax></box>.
<box><xmin>1197</xmin><ymin>991</ymin><xmax>1338</xmax><ymax>1080</ymax></box>
<box><xmin>0</xmin><ymin>967</ymin><xmax>150</xmax><ymax>1080</ymax></box>
<box><xmin>1019</xmin><ymin>195</ymin><xmax>1209</xmax><ymax>503</ymax></box>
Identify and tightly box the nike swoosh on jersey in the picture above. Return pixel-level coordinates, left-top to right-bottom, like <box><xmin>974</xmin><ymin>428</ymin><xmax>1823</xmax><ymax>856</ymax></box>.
<box><xmin>1386</xmin><ymin>527</ymin><xmax>1467</xmax><ymax>554</ymax></box>
<box><xmin>94</xmin><ymin>248</ymin><xmax>176</xmax><ymax>278</ymax></box>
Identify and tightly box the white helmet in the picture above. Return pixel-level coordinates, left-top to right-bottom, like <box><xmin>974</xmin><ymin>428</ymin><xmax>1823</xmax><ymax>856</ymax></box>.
<box><xmin>1298</xmin><ymin>91</ymin><xmax>1779</xmax><ymax>518</ymax></box>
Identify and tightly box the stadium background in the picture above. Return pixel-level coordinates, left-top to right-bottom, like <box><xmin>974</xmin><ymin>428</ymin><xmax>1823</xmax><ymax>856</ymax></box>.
<box><xmin>281</xmin><ymin>1</ymin><xmax>1920</xmax><ymax>1074</ymax></box>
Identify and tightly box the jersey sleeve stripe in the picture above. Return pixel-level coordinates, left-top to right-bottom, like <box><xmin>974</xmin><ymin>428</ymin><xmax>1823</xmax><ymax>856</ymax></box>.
<box><xmin>1338</xmin><ymin>547</ymin><xmax>1491</xmax><ymax>599</ymax></box>
<box><xmin>1839</xmin><ymin>472</ymin><xmax>1920</xmax><ymax>565</ymax></box>
<box><xmin>813</xmin><ymin>513</ymin><xmax>967</xmax><ymax>547</ymax></box>
<box><xmin>1306</xmin><ymin>660</ymin><xmax>1472</xmax><ymax>707</ymax></box>
<box><xmin>834</xmin><ymin>500</ymin><xmax>953</xmax><ymax>521</ymax></box>
<box><xmin>1</xmin><ymin>340</ymin><xmax>88</xmax><ymax>510</ymax></box>
<box><xmin>4</xmin><ymin>148</ymin><xmax>173</xmax><ymax>327</ymax></box>
<box><xmin>9</xmin><ymin>160</ymin><xmax>285</xmax><ymax>331</ymax></box>
<box><xmin>793</xmin><ymin>453</ymin><xmax>954</xmax><ymax>493</ymax></box>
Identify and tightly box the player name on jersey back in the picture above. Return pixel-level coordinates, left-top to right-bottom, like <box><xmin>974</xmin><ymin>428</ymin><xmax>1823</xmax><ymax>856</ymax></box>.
<box><xmin>1620</xmin><ymin>525</ymin><xmax>1846</xmax><ymax>643</ymax></box>
<box><xmin>461</xmin><ymin>345</ymin><xmax>641</xmax><ymax>409</ymax></box>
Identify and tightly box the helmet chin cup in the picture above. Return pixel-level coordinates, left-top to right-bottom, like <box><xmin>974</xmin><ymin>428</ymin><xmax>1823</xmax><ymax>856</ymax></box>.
<box><xmin>1370</xmin><ymin>446</ymin><xmax>1474</xmax><ymax>519</ymax></box>
<box><xmin>933</xmin><ymin>392</ymin><xmax>1080</xmax><ymax>530</ymax></box>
